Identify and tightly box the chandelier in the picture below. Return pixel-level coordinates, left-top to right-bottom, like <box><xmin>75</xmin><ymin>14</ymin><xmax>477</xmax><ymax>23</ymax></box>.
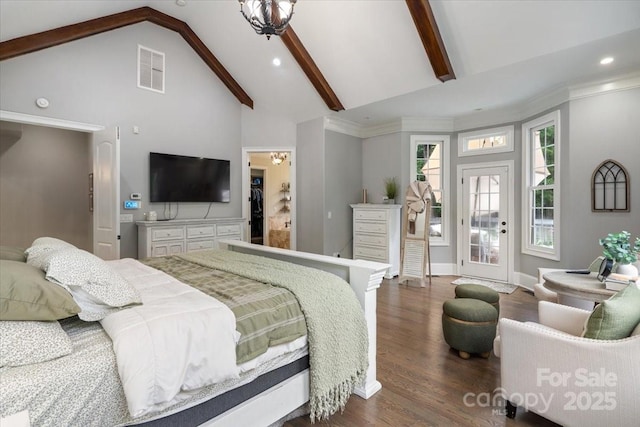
<box><xmin>238</xmin><ymin>0</ymin><xmax>297</xmax><ymax>40</ymax></box>
<box><xmin>270</xmin><ymin>152</ymin><xmax>288</xmax><ymax>165</ymax></box>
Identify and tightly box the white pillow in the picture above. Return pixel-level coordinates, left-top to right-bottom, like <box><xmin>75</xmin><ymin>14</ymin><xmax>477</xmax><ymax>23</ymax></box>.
<box><xmin>25</xmin><ymin>237</ymin><xmax>75</xmax><ymax>270</ymax></box>
<box><xmin>0</xmin><ymin>320</ymin><xmax>72</xmax><ymax>367</ymax></box>
<box><xmin>44</xmin><ymin>248</ymin><xmax>142</xmax><ymax>321</ymax></box>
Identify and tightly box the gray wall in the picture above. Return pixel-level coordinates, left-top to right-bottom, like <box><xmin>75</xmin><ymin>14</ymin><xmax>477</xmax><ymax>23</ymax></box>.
<box><xmin>0</xmin><ymin>22</ymin><xmax>242</xmax><ymax>258</ymax></box>
<box><xmin>0</xmin><ymin>122</ymin><xmax>91</xmax><ymax>250</ymax></box>
<box><xmin>296</xmin><ymin>117</ymin><xmax>325</xmax><ymax>254</ymax></box>
<box><xmin>324</xmin><ymin>130</ymin><xmax>363</xmax><ymax>258</ymax></box>
<box><xmin>564</xmin><ymin>88</ymin><xmax>640</xmax><ymax>267</ymax></box>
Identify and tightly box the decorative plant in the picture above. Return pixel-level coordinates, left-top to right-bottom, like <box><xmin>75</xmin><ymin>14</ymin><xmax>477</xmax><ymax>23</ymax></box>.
<box><xmin>599</xmin><ymin>231</ymin><xmax>640</xmax><ymax>264</ymax></box>
<box><xmin>384</xmin><ymin>177</ymin><xmax>398</xmax><ymax>200</ymax></box>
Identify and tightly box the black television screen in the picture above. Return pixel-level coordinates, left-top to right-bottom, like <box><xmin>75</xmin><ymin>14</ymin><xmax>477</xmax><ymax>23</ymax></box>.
<box><xmin>150</xmin><ymin>152</ymin><xmax>230</xmax><ymax>203</ymax></box>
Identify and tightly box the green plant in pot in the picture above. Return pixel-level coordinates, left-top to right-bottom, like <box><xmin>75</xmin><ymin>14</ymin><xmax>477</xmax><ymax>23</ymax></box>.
<box><xmin>384</xmin><ymin>177</ymin><xmax>398</xmax><ymax>204</ymax></box>
<box><xmin>599</xmin><ymin>231</ymin><xmax>640</xmax><ymax>276</ymax></box>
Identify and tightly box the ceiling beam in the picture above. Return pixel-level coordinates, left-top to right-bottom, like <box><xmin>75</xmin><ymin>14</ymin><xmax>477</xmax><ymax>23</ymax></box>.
<box><xmin>0</xmin><ymin>7</ymin><xmax>253</xmax><ymax>108</ymax></box>
<box><xmin>280</xmin><ymin>27</ymin><xmax>344</xmax><ymax>112</ymax></box>
<box><xmin>406</xmin><ymin>0</ymin><xmax>455</xmax><ymax>82</ymax></box>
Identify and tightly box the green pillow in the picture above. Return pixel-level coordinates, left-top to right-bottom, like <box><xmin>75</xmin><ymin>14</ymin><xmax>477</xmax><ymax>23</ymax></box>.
<box><xmin>0</xmin><ymin>246</ymin><xmax>26</xmax><ymax>262</ymax></box>
<box><xmin>0</xmin><ymin>260</ymin><xmax>80</xmax><ymax>321</ymax></box>
<box><xmin>583</xmin><ymin>284</ymin><xmax>640</xmax><ymax>340</ymax></box>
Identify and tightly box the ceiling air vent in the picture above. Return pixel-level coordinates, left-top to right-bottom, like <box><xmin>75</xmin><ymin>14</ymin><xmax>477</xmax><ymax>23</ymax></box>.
<box><xmin>138</xmin><ymin>45</ymin><xmax>165</xmax><ymax>93</ymax></box>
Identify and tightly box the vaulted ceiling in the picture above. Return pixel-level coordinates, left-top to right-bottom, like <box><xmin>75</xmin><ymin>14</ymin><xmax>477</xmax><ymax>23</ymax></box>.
<box><xmin>1</xmin><ymin>1</ymin><xmax>640</xmax><ymax>127</ymax></box>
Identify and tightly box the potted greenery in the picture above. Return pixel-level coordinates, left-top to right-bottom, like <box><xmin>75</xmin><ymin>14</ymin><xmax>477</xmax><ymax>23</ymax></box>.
<box><xmin>599</xmin><ymin>231</ymin><xmax>640</xmax><ymax>276</ymax></box>
<box><xmin>384</xmin><ymin>177</ymin><xmax>398</xmax><ymax>204</ymax></box>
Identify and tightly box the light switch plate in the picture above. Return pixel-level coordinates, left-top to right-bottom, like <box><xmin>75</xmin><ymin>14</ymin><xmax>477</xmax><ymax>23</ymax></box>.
<box><xmin>120</xmin><ymin>214</ymin><xmax>133</xmax><ymax>223</ymax></box>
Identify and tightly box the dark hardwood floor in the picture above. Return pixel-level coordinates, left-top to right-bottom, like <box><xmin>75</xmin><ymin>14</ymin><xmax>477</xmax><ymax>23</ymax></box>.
<box><xmin>284</xmin><ymin>276</ymin><xmax>560</xmax><ymax>427</ymax></box>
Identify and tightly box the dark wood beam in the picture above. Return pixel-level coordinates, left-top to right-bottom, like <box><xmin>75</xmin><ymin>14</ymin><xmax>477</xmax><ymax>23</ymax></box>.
<box><xmin>406</xmin><ymin>0</ymin><xmax>455</xmax><ymax>82</ymax></box>
<box><xmin>280</xmin><ymin>26</ymin><xmax>344</xmax><ymax>112</ymax></box>
<box><xmin>0</xmin><ymin>7</ymin><xmax>253</xmax><ymax>108</ymax></box>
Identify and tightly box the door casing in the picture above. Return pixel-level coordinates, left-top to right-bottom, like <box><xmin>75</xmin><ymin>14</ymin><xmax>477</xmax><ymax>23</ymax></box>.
<box><xmin>457</xmin><ymin>160</ymin><xmax>514</xmax><ymax>283</ymax></box>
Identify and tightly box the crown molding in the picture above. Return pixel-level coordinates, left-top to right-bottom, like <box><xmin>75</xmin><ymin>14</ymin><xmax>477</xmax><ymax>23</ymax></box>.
<box><xmin>0</xmin><ymin>110</ymin><xmax>104</xmax><ymax>132</ymax></box>
<box><xmin>569</xmin><ymin>72</ymin><xmax>640</xmax><ymax>100</ymax></box>
<box><xmin>325</xmin><ymin>72</ymin><xmax>640</xmax><ymax>138</ymax></box>
<box><xmin>324</xmin><ymin>116</ymin><xmax>365</xmax><ymax>138</ymax></box>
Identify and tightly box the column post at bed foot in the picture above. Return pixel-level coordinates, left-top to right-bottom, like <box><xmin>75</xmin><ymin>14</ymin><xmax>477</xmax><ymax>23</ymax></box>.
<box><xmin>350</xmin><ymin>263</ymin><xmax>389</xmax><ymax>399</ymax></box>
<box><xmin>506</xmin><ymin>400</ymin><xmax>517</xmax><ymax>419</ymax></box>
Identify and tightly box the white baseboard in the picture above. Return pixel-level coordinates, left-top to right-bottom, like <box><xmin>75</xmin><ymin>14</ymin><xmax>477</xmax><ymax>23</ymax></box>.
<box><xmin>514</xmin><ymin>272</ymin><xmax>537</xmax><ymax>291</ymax></box>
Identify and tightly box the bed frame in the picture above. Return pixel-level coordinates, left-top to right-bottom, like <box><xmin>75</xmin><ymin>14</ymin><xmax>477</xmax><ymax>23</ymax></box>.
<box><xmin>201</xmin><ymin>240</ymin><xmax>389</xmax><ymax>426</ymax></box>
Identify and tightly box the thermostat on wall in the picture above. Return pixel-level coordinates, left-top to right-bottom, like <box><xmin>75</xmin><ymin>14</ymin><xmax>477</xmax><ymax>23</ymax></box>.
<box><xmin>123</xmin><ymin>200</ymin><xmax>141</xmax><ymax>210</ymax></box>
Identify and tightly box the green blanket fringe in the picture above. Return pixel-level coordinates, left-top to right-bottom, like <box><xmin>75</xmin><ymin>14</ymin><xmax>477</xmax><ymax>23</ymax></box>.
<box><xmin>179</xmin><ymin>249</ymin><xmax>369</xmax><ymax>422</ymax></box>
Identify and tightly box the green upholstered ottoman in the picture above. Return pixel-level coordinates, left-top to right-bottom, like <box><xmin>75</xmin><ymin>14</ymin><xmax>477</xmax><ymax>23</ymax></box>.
<box><xmin>442</xmin><ymin>298</ymin><xmax>498</xmax><ymax>359</ymax></box>
<box><xmin>454</xmin><ymin>283</ymin><xmax>500</xmax><ymax>316</ymax></box>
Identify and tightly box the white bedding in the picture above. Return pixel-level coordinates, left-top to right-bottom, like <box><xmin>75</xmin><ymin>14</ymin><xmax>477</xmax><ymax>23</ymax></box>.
<box><xmin>101</xmin><ymin>259</ymin><xmax>240</xmax><ymax>418</ymax></box>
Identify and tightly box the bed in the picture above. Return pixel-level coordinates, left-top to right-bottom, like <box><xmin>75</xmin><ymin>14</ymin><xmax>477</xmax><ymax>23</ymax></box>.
<box><xmin>0</xmin><ymin>239</ymin><xmax>388</xmax><ymax>426</ymax></box>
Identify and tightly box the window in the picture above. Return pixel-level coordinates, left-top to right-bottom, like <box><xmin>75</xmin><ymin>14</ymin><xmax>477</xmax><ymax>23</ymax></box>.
<box><xmin>410</xmin><ymin>135</ymin><xmax>450</xmax><ymax>245</ymax></box>
<box><xmin>522</xmin><ymin>111</ymin><xmax>560</xmax><ymax>259</ymax></box>
<box><xmin>458</xmin><ymin>125</ymin><xmax>514</xmax><ymax>157</ymax></box>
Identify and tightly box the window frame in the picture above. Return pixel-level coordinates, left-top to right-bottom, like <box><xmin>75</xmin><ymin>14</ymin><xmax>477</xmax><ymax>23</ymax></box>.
<box><xmin>409</xmin><ymin>134</ymin><xmax>450</xmax><ymax>246</ymax></box>
<box><xmin>458</xmin><ymin>125</ymin><xmax>514</xmax><ymax>157</ymax></box>
<box><xmin>521</xmin><ymin>110</ymin><xmax>561</xmax><ymax>260</ymax></box>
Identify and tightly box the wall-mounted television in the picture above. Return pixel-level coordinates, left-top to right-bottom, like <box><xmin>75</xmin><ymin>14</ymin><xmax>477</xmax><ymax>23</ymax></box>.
<box><xmin>149</xmin><ymin>152</ymin><xmax>230</xmax><ymax>203</ymax></box>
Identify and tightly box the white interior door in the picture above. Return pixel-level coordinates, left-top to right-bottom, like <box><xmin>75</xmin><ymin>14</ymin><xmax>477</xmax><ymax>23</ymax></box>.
<box><xmin>459</xmin><ymin>164</ymin><xmax>512</xmax><ymax>282</ymax></box>
<box><xmin>92</xmin><ymin>127</ymin><xmax>120</xmax><ymax>259</ymax></box>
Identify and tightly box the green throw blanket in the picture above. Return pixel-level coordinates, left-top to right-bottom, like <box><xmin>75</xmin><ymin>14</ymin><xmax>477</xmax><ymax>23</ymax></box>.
<box><xmin>180</xmin><ymin>249</ymin><xmax>369</xmax><ymax>422</ymax></box>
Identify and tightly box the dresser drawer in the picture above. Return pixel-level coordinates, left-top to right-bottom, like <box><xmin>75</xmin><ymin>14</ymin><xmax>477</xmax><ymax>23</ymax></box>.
<box><xmin>354</xmin><ymin>234</ymin><xmax>387</xmax><ymax>248</ymax></box>
<box><xmin>355</xmin><ymin>222</ymin><xmax>387</xmax><ymax>234</ymax></box>
<box><xmin>354</xmin><ymin>209</ymin><xmax>387</xmax><ymax>221</ymax></box>
<box><xmin>354</xmin><ymin>245</ymin><xmax>387</xmax><ymax>261</ymax></box>
<box><xmin>187</xmin><ymin>239</ymin><xmax>216</xmax><ymax>252</ymax></box>
<box><xmin>151</xmin><ymin>227</ymin><xmax>185</xmax><ymax>242</ymax></box>
<box><xmin>187</xmin><ymin>225</ymin><xmax>215</xmax><ymax>239</ymax></box>
<box><xmin>151</xmin><ymin>241</ymin><xmax>184</xmax><ymax>257</ymax></box>
<box><xmin>217</xmin><ymin>224</ymin><xmax>242</xmax><ymax>236</ymax></box>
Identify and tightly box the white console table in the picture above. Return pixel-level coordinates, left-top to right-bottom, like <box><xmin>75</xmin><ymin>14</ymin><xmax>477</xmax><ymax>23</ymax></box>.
<box><xmin>136</xmin><ymin>217</ymin><xmax>245</xmax><ymax>259</ymax></box>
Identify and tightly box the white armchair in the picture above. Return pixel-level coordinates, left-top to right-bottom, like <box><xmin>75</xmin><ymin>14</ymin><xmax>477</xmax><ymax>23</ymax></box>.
<box><xmin>494</xmin><ymin>301</ymin><xmax>640</xmax><ymax>427</ymax></box>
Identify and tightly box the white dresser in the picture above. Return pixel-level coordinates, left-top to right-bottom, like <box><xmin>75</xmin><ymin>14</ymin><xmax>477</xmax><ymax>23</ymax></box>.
<box><xmin>351</xmin><ymin>204</ymin><xmax>401</xmax><ymax>279</ymax></box>
<box><xmin>137</xmin><ymin>218</ymin><xmax>245</xmax><ymax>259</ymax></box>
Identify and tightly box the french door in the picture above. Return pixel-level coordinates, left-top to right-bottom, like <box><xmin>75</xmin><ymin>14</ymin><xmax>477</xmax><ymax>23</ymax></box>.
<box><xmin>458</xmin><ymin>163</ymin><xmax>513</xmax><ymax>282</ymax></box>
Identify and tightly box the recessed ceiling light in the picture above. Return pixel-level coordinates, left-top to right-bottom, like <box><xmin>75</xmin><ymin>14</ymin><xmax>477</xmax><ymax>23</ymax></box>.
<box><xmin>474</xmin><ymin>108</ymin><xmax>483</xmax><ymax>111</ymax></box>
<box><xmin>272</xmin><ymin>58</ymin><xmax>281</xmax><ymax>67</ymax></box>
<box><xmin>176</xmin><ymin>0</ymin><xmax>187</xmax><ymax>6</ymax></box>
<box><xmin>600</xmin><ymin>57</ymin><xmax>614</xmax><ymax>65</ymax></box>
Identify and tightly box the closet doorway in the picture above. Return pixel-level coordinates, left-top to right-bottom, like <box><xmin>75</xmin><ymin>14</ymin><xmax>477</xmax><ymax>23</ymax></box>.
<box><xmin>242</xmin><ymin>148</ymin><xmax>296</xmax><ymax>250</ymax></box>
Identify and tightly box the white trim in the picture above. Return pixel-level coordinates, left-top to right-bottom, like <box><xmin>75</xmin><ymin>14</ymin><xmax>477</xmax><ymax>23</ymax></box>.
<box><xmin>324</xmin><ymin>116</ymin><xmax>364</xmax><ymax>138</ymax></box>
<box><xmin>456</xmin><ymin>160</ymin><xmax>515</xmax><ymax>284</ymax></box>
<box><xmin>457</xmin><ymin>125</ymin><xmax>514</xmax><ymax>157</ymax></box>
<box><xmin>569</xmin><ymin>72</ymin><xmax>640</xmax><ymax>100</ymax></box>
<box><xmin>521</xmin><ymin>110</ymin><xmax>561</xmax><ymax>261</ymax></box>
<box><xmin>514</xmin><ymin>272</ymin><xmax>538</xmax><ymax>292</ymax></box>
<box><xmin>431</xmin><ymin>262</ymin><xmax>458</xmax><ymax>276</ymax></box>
<box><xmin>0</xmin><ymin>110</ymin><xmax>104</xmax><ymax>132</ymax></box>
<box><xmin>409</xmin><ymin>134</ymin><xmax>450</xmax><ymax>246</ymax></box>
<box><xmin>241</xmin><ymin>147</ymin><xmax>297</xmax><ymax>250</ymax></box>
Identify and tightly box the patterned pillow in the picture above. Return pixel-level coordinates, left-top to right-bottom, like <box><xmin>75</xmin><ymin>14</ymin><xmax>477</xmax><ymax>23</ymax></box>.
<box><xmin>0</xmin><ymin>260</ymin><xmax>80</xmax><ymax>320</ymax></box>
<box><xmin>43</xmin><ymin>248</ymin><xmax>141</xmax><ymax>321</ymax></box>
<box><xmin>0</xmin><ymin>320</ymin><xmax>72</xmax><ymax>367</ymax></box>
<box><xmin>25</xmin><ymin>237</ymin><xmax>76</xmax><ymax>270</ymax></box>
